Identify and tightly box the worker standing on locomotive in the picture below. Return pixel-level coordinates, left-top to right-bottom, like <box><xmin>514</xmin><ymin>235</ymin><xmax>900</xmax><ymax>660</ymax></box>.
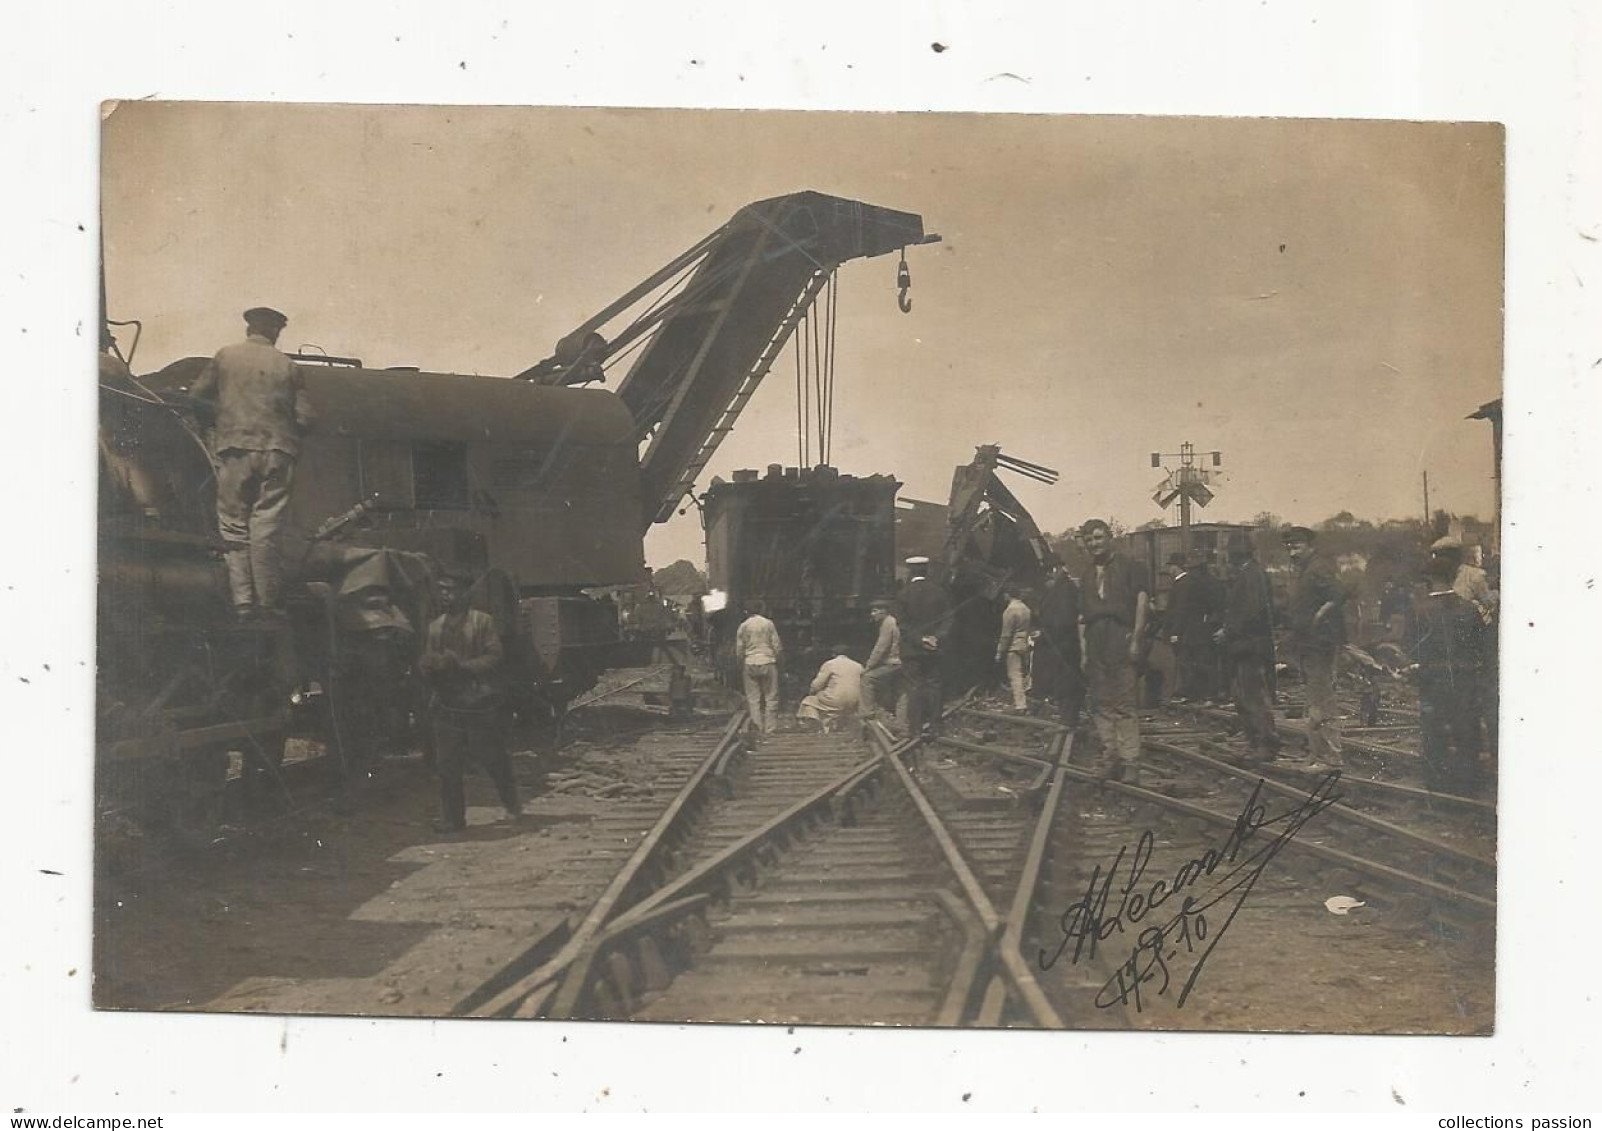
<box><xmin>899</xmin><ymin>556</ymin><xmax>953</xmax><ymax>738</ymax></box>
<box><xmin>860</xmin><ymin>598</ymin><xmax>903</xmax><ymax>730</ymax></box>
<box><xmin>735</xmin><ymin>601</ymin><xmax>784</xmax><ymax>736</ymax></box>
<box><xmin>188</xmin><ymin>307</ymin><xmax>314</xmax><ymax>620</ymax></box>
<box><xmin>419</xmin><ymin>567</ymin><xmax>522</xmax><ymax>834</ymax></box>
<box><xmin>1078</xmin><ymin>519</ymin><xmax>1150</xmax><ymax>782</ymax></box>
<box><xmin>995</xmin><ymin>585</ymin><xmax>1034</xmax><ymax>713</ymax></box>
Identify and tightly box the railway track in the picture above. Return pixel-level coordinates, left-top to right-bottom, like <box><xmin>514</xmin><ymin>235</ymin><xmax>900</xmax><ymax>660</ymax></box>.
<box><xmin>446</xmin><ymin>684</ymin><xmax>1495</xmax><ymax>1030</ymax></box>
<box><xmin>454</xmin><ymin>698</ymin><xmax>1077</xmax><ymax>1026</ymax></box>
<box><xmin>950</xmin><ymin>701</ymin><xmax>1495</xmax><ymax>1030</ymax></box>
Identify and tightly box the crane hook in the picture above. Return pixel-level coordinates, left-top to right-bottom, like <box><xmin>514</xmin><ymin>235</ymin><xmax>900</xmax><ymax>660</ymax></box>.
<box><xmin>896</xmin><ymin>250</ymin><xmax>912</xmax><ymax>313</ymax></box>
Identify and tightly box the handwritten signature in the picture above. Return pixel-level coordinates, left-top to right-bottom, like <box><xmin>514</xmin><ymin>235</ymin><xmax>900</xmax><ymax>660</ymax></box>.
<box><xmin>1038</xmin><ymin>772</ymin><xmax>1342</xmax><ymax>1011</ymax></box>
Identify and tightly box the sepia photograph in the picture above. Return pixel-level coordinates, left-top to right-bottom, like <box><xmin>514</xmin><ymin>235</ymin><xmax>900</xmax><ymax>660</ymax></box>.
<box><xmin>94</xmin><ymin>102</ymin><xmax>1503</xmax><ymax>1035</ymax></box>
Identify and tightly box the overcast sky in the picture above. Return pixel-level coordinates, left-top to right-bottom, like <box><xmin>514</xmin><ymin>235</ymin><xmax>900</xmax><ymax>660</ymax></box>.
<box><xmin>102</xmin><ymin>103</ymin><xmax>1502</xmax><ymax>569</ymax></box>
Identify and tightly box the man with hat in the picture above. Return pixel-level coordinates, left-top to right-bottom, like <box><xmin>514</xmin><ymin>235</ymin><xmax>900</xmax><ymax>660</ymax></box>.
<box><xmin>419</xmin><ymin>565</ymin><xmax>521</xmax><ymax>833</ymax></box>
<box><xmin>860</xmin><ymin>598</ymin><xmax>903</xmax><ymax>729</ymax></box>
<box><xmin>1283</xmin><ymin>524</ymin><xmax>1346</xmax><ymax>765</ymax></box>
<box><xmin>1078</xmin><ymin>519</ymin><xmax>1150</xmax><ymax>781</ymax></box>
<box><xmin>898</xmin><ymin>556</ymin><xmax>952</xmax><ymax>737</ymax></box>
<box><xmin>189</xmin><ymin>307</ymin><xmax>314</xmax><ymax>619</ymax></box>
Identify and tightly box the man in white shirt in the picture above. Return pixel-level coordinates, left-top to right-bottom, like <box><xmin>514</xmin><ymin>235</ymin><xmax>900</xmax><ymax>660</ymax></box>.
<box><xmin>797</xmin><ymin>644</ymin><xmax>864</xmax><ymax>733</ymax></box>
<box><xmin>995</xmin><ymin>586</ymin><xmax>1034</xmax><ymax>712</ymax></box>
<box><xmin>735</xmin><ymin>601</ymin><xmax>784</xmax><ymax>735</ymax></box>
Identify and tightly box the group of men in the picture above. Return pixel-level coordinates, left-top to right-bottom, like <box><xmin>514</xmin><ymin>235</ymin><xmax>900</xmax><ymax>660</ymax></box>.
<box><xmin>186</xmin><ymin>306</ymin><xmax>1497</xmax><ymax>826</ymax></box>
<box><xmin>731</xmin><ymin>554</ymin><xmax>957</xmax><ymax>738</ymax></box>
<box><xmin>186</xmin><ymin>308</ymin><xmax>521</xmax><ymax>833</ymax></box>
<box><xmin>727</xmin><ymin>515</ymin><xmax>1497</xmax><ymax>796</ymax></box>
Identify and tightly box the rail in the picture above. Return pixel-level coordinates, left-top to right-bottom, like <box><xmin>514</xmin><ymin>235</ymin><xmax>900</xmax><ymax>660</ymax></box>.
<box><xmin>456</xmin><ymin>709</ymin><xmax>750</xmax><ymax>1017</ymax></box>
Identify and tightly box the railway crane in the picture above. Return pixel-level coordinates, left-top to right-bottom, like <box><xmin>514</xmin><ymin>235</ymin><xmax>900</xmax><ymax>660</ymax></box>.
<box><xmin>97</xmin><ymin>191</ymin><xmax>937</xmax><ymax>827</ymax></box>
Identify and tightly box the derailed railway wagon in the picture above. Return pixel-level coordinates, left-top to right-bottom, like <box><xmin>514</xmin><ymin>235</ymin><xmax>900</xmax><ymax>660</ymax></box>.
<box><xmin>702</xmin><ymin>465</ymin><xmax>901</xmax><ymax>681</ymax></box>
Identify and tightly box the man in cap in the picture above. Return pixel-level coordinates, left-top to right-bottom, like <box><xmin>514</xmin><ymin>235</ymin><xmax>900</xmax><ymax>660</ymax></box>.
<box><xmin>419</xmin><ymin>566</ymin><xmax>521</xmax><ymax>833</ymax></box>
<box><xmin>860</xmin><ymin>598</ymin><xmax>903</xmax><ymax>729</ymax></box>
<box><xmin>1283</xmin><ymin>524</ymin><xmax>1346</xmax><ymax>766</ymax></box>
<box><xmin>899</xmin><ymin>556</ymin><xmax>953</xmax><ymax>737</ymax></box>
<box><xmin>189</xmin><ymin>307</ymin><xmax>314</xmax><ymax>619</ymax></box>
<box><xmin>1216</xmin><ymin>539</ymin><xmax>1280</xmax><ymax>764</ymax></box>
<box><xmin>1407</xmin><ymin>554</ymin><xmax>1488</xmax><ymax>794</ymax></box>
<box><xmin>1077</xmin><ymin>519</ymin><xmax>1150</xmax><ymax>781</ymax></box>
<box><xmin>995</xmin><ymin>584</ymin><xmax>1034</xmax><ymax>713</ymax></box>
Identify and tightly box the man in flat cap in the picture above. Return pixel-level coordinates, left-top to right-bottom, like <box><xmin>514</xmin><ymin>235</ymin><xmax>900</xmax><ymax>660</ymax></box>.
<box><xmin>1078</xmin><ymin>519</ymin><xmax>1150</xmax><ymax>781</ymax></box>
<box><xmin>1283</xmin><ymin>524</ymin><xmax>1345</xmax><ymax>766</ymax></box>
<box><xmin>189</xmin><ymin>307</ymin><xmax>314</xmax><ymax>619</ymax></box>
<box><xmin>898</xmin><ymin>556</ymin><xmax>952</xmax><ymax>737</ymax></box>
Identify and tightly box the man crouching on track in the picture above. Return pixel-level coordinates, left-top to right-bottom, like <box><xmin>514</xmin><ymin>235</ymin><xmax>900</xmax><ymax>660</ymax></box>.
<box><xmin>419</xmin><ymin>567</ymin><xmax>522</xmax><ymax>834</ymax></box>
<box><xmin>796</xmin><ymin>644</ymin><xmax>863</xmax><ymax>734</ymax></box>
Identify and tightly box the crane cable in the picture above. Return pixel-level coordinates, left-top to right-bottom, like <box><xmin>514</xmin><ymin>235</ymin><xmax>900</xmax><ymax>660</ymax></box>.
<box><xmin>789</xmin><ymin>267</ymin><xmax>844</xmax><ymax>470</ymax></box>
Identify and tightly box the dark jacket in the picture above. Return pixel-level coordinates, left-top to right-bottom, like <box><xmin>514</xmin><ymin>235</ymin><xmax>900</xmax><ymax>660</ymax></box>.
<box><xmin>1222</xmin><ymin>558</ymin><xmax>1275</xmax><ymax>660</ymax></box>
<box><xmin>1289</xmin><ymin>553</ymin><xmax>1346</xmax><ymax>648</ymax></box>
<box><xmin>898</xmin><ymin>576</ymin><xmax>952</xmax><ymax>658</ymax></box>
<box><xmin>1080</xmin><ymin>553</ymin><xmax>1147</xmax><ymax>629</ymax></box>
<box><xmin>1166</xmin><ymin>569</ymin><xmax>1217</xmax><ymax>641</ymax></box>
<box><xmin>1408</xmin><ymin>591</ymin><xmax>1485</xmax><ymax>676</ymax></box>
<box><xmin>1036</xmin><ymin>573</ymin><xmax>1082</xmax><ymax>666</ymax></box>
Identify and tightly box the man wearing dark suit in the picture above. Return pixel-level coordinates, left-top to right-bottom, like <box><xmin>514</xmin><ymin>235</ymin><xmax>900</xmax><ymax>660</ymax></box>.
<box><xmin>898</xmin><ymin>556</ymin><xmax>952</xmax><ymax>737</ymax></box>
<box><xmin>1031</xmin><ymin>564</ymin><xmax>1084</xmax><ymax>726</ymax></box>
<box><xmin>1166</xmin><ymin>549</ymin><xmax>1218</xmax><ymax>702</ymax></box>
<box><xmin>1216</xmin><ymin>541</ymin><xmax>1280</xmax><ymax>763</ymax></box>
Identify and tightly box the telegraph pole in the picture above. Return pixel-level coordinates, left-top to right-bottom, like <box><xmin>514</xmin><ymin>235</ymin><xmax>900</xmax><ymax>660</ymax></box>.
<box><xmin>1422</xmin><ymin>470</ymin><xmax>1432</xmax><ymax>529</ymax></box>
<box><xmin>1150</xmin><ymin>442</ymin><xmax>1222</xmax><ymax>551</ymax></box>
